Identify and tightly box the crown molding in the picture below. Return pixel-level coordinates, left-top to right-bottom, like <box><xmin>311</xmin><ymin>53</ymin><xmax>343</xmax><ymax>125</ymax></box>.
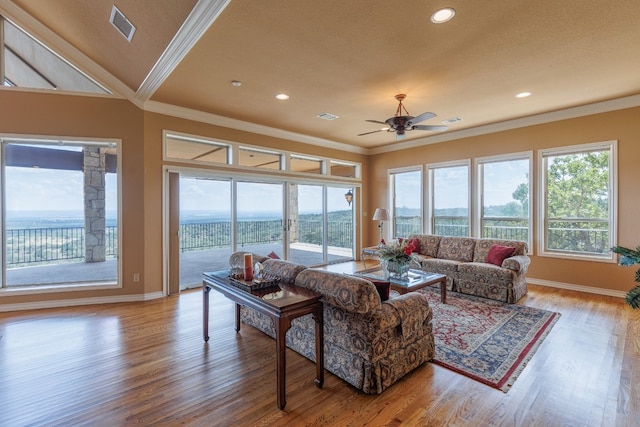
<box><xmin>370</xmin><ymin>94</ymin><xmax>640</xmax><ymax>155</ymax></box>
<box><xmin>135</xmin><ymin>0</ymin><xmax>231</xmax><ymax>102</ymax></box>
<box><xmin>144</xmin><ymin>100</ymin><xmax>369</xmax><ymax>155</ymax></box>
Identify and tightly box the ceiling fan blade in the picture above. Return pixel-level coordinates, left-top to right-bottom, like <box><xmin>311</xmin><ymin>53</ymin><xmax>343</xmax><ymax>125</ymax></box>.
<box><xmin>357</xmin><ymin>129</ymin><xmax>385</xmax><ymax>136</ymax></box>
<box><xmin>407</xmin><ymin>111</ymin><xmax>436</xmax><ymax>126</ymax></box>
<box><xmin>412</xmin><ymin>124</ymin><xmax>448</xmax><ymax>132</ymax></box>
<box><xmin>365</xmin><ymin>119</ymin><xmax>388</xmax><ymax>125</ymax></box>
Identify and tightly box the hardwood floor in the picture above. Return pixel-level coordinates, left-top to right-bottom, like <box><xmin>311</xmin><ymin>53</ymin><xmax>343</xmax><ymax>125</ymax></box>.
<box><xmin>1</xmin><ymin>262</ymin><xmax>638</xmax><ymax>426</ymax></box>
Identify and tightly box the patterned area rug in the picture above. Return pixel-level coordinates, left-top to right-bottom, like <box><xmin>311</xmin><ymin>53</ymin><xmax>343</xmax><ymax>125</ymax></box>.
<box><xmin>418</xmin><ymin>287</ymin><xmax>560</xmax><ymax>392</ymax></box>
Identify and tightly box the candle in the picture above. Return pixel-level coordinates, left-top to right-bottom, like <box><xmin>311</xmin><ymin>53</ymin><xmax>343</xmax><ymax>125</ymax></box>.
<box><xmin>243</xmin><ymin>253</ymin><xmax>253</xmax><ymax>281</ymax></box>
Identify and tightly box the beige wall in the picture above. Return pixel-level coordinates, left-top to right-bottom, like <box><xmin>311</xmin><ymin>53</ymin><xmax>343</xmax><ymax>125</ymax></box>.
<box><xmin>0</xmin><ymin>90</ymin><xmax>365</xmax><ymax>307</ymax></box>
<box><xmin>367</xmin><ymin>106</ymin><xmax>640</xmax><ymax>293</ymax></box>
<box><xmin>0</xmin><ymin>89</ymin><xmax>637</xmax><ymax>307</ymax></box>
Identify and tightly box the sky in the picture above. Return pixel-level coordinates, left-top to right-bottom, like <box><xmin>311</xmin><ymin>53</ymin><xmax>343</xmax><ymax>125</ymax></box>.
<box><xmin>5</xmin><ymin>167</ymin><xmax>118</xmax><ymax>214</ymax></box>
<box><xmin>4</xmin><ymin>158</ymin><xmax>528</xmax><ymax>216</ymax></box>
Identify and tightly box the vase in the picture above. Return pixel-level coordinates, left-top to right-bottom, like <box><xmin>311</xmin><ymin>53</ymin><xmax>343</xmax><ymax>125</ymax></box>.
<box><xmin>381</xmin><ymin>258</ymin><xmax>410</xmax><ymax>279</ymax></box>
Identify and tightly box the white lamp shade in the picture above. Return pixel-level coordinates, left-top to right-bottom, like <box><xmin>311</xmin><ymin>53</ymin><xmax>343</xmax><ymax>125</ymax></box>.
<box><xmin>372</xmin><ymin>208</ymin><xmax>390</xmax><ymax>221</ymax></box>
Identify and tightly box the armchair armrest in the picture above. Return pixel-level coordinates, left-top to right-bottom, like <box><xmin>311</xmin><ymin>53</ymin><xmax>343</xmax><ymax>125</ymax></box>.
<box><xmin>384</xmin><ymin>292</ymin><xmax>432</xmax><ymax>341</ymax></box>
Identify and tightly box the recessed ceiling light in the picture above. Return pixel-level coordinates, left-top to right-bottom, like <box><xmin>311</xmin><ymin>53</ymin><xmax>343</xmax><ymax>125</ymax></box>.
<box><xmin>431</xmin><ymin>8</ymin><xmax>456</xmax><ymax>24</ymax></box>
<box><xmin>275</xmin><ymin>94</ymin><xmax>289</xmax><ymax>100</ymax></box>
<box><xmin>231</xmin><ymin>80</ymin><xmax>242</xmax><ymax>87</ymax></box>
<box><xmin>516</xmin><ymin>92</ymin><xmax>532</xmax><ymax>98</ymax></box>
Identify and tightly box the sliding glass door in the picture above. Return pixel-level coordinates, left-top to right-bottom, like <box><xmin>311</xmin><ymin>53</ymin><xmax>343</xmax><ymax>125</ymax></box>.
<box><xmin>168</xmin><ymin>173</ymin><xmax>355</xmax><ymax>289</ymax></box>
<box><xmin>236</xmin><ymin>181</ymin><xmax>284</xmax><ymax>257</ymax></box>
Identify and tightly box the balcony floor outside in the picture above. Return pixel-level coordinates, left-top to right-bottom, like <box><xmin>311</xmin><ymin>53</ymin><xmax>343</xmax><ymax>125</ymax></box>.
<box><xmin>6</xmin><ymin>243</ymin><xmax>353</xmax><ymax>288</ymax></box>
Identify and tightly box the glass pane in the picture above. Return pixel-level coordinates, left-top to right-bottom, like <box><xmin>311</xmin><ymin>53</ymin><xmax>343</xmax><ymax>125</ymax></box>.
<box><xmin>238</xmin><ymin>147</ymin><xmax>282</xmax><ymax>170</ymax></box>
<box><xmin>3</xmin><ymin>20</ymin><xmax>107</xmax><ymax>94</ymax></box>
<box><xmin>291</xmin><ymin>155</ymin><xmax>322</xmax><ymax>174</ymax></box>
<box><xmin>545</xmin><ymin>151</ymin><xmax>610</xmax><ymax>254</ymax></box>
<box><xmin>4</xmin><ymin>142</ymin><xmax>118</xmax><ymax>287</ymax></box>
<box><xmin>179</xmin><ymin>177</ymin><xmax>231</xmax><ymax>289</ymax></box>
<box><xmin>288</xmin><ymin>184</ymin><xmax>324</xmax><ymax>265</ymax></box>
<box><xmin>236</xmin><ymin>182</ymin><xmax>283</xmax><ymax>256</ymax></box>
<box><xmin>482</xmin><ymin>159</ymin><xmax>529</xmax><ymax>241</ymax></box>
<box><xmin>432</xmin><ymin>165</ymin><xmax>469</xmax><ymax>236</ymax></box>
<box><xmin>330</xmin><ymin>161</ymin><xmax>357</xmax><ymax>178</ymax></box>
<box><xmin>326</xmin><ymin>187</ymin><xmax>354</xmax><ymax>262</ymax></box>
<box><xmin>165</xmin><ymin>134</ymin><xmax>229</xmax><ymax>164</ymax></box>
<box><xmin>393</xmin><ymin>170</ymin><xmax>422</xmax><ymax>238</ymax></box>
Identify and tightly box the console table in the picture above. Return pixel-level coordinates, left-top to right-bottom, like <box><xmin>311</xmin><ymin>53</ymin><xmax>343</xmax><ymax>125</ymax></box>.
<box><xmin>202</xmin><ymin>270</ymin><xmax>324</xmax><ymax>410</ymax></box>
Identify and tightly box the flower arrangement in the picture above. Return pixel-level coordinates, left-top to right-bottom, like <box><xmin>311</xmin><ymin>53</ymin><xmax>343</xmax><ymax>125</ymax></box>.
<box><xmin>378</xmin><ymin>238</ymin><xmax>417</xmax><ymax>262</ymax></box>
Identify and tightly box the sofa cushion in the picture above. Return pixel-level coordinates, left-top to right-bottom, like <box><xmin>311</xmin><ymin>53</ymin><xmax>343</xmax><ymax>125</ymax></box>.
<box><xmin>295</xmin><ymin>269</ymin><xmax>382</xmax><ymax>315</ymax></box>
<box><xmin>486</xmin><ymin>244</ymin><xmax>516</xmax><ymax>266</ymax></box>
<box><xmin>408</xmin><ymin>234</ymin><xmax>441</xmax><ymax>257</ymax></box>
<box><xmin>473</xmin><ymin>239</ymin><xmax>527</xmax><ymax>263</ymax></box>
<box><xmin>436</xmin><ymin>236</ymin><xmax>476</xmax><ymax>262</ymax></box>
<box><xmin>262</xmin><ymin>258</ymin><xmax>306</xmax><ymax>284</ymax></box>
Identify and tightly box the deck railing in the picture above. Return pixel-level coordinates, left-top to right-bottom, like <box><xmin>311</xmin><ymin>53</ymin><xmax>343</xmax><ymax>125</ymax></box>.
<box><xmin>4</xmin><ymin>217</ymin><xmax>609</xmax><ymax>267</ymax></box>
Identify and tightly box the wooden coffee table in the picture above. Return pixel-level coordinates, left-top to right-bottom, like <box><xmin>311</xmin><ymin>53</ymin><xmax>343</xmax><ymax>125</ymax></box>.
<box><xmin>354</xmin><ymin>269</ymin><xmax>447</xmax><ymax>303</ymax></box>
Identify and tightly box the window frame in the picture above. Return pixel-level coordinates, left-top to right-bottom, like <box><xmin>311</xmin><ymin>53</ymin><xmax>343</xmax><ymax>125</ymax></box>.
<box><xmin>427</xmin><ymin>160</ymin><xmax>471</xmax><ymax>237</ymax></box>
<box><xmin>475</xmin><ymin>151</ymin><xmax>533</xmax><ymax>251</ymax></box>
<box><xmin>388</xmin><ymin>166</ymin><xmax>423</xmax><ymax>238</ymax></box>
<box><xmin>537</xmin><ymin>140</ymin><xmax>618</xmax><ymax>262</ymax></box>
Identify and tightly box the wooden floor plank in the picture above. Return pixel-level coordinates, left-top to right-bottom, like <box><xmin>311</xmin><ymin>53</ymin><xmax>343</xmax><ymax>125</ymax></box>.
<box><xmin>1</xmin><ymin>264</ymin><xmax>639</xmax><ymax>426</ymax></box>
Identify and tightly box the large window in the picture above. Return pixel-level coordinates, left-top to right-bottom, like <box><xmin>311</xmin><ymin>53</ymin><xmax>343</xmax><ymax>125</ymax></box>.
<box><xmin>477</xmin><ymin>153</ymin><xmax>532</xmax><ymax>247</ymax></box>
<box><xmin>1</xmin><ymin>138</ymin><xmax>119</xmax><ymax>288</ymax></box>
<box><xmin>539</xmin><ymin>141</ymin><xmax>617</xmax><ymax>260</ymax></box>
<box><xmin>428</xmin><ymin>161</ymin><xmax>470</xmax><ymax>236</ymax></box>
<box><xmin>390</xmin><ymin>168</ymin><xmax>422</xmax><ymax>238</ymax></box>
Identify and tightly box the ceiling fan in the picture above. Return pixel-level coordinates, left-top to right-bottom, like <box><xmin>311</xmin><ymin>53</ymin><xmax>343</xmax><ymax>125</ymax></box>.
<box><xmin>358</xmin><ymin>94</ymin><xmax>447</xmax><ymax>140</ymax></box>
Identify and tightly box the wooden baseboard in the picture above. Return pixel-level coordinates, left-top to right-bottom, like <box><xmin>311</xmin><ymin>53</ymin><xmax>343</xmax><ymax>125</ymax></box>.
<box><xmin>527</xmin><ymin>277</ymin><xmax>626</xmax><ymax>299</ymax></box>
<box><xmin>0</xmin><ymin>291</ymin><xmax>165</xmax><ymax>312</ymax></box>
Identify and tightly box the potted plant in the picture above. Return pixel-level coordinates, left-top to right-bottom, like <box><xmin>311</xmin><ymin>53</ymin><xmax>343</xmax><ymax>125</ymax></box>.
<box><xmin>611</xmin><ymin>245</ymin><xmax>640</xmax><ymax>309</ymax></box>
<box><xmin>378</xmin><ymin>239</ymin><xmax>418</xmax><ymax>279</ymax></box>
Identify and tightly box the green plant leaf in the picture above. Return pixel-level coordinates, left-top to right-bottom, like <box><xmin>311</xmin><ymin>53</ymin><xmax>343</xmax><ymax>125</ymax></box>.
<box><xmin>625</xmin><ymin>285</ymin><xmax>640</xmax><ymax>309</ymax></box>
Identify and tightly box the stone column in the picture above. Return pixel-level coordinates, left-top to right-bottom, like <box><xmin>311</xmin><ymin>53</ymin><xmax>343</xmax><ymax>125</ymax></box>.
<box><xmin>84</xmin><ymin>147</ymin><xmax>106</xmax><ymax>262</ymax></box>
<box><xmin>289</xmin><ymin>184</ymin><xmax>299</xmax><ymax>243</ymax></box>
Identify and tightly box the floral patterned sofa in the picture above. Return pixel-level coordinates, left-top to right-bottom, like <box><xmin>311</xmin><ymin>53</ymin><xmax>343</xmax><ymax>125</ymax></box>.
<box><xmin>407</xmin><ymin>234</ymin><xmax>530</xmax><ymax>303</ymax></box>
<box><xmin>229</xmin><ymin>253</ymin><xmax>435</xmax><ymax>394</ymax></box>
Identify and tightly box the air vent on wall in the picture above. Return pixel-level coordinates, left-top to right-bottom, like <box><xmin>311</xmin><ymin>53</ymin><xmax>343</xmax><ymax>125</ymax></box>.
<box><xmin>110</xmin><ymin>5</ymin><xmax>136</xmax><ymax>42</ymax></box>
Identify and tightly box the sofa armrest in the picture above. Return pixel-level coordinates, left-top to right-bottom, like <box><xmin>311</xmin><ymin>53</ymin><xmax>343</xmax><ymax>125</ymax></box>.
<box><xmin>502</xmin><ymin>255</ymin><xmax>530</xmax><ymax>274</ymax></box>
<box><xmin>384</xmin><ymin>292</ymin><xmax>432</xmax><ymax>341</ymax></box>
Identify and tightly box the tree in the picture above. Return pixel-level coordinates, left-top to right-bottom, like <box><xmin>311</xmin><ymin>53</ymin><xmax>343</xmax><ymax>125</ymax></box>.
<box><xmin>545</xmin><ymin>151</ymin><xmax>610</xmax><ymax>253</ymax></box>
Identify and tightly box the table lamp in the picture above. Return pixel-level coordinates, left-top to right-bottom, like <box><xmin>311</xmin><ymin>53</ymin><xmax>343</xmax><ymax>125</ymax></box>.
<box><xmin>372</xmin><ymin>208</ymin><xmax>390</xmax><ymax>247</ymax></box>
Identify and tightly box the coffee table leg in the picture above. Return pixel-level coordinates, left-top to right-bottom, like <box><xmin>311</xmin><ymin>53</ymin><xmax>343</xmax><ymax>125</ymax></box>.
<box><xmin>441</xmin><ymin>280</ymin><xmax>447</xmax><ymax>304</ymax></box>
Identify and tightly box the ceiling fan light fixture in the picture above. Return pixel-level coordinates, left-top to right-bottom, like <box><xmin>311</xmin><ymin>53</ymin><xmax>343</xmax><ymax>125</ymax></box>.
<box><xmin>431</xmin><ymin>8</ymin><xmax>456</xmax><ymax>24</ymax></box>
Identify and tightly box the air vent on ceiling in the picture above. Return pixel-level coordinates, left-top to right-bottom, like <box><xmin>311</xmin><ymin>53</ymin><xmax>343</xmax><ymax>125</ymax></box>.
<box><xmin>110</xmin><ymin>5</ymin><xmax>136</xmax><ymax>42</ymax></box>
<box><xmin>441</xmin><ymin>116</ymin><xmax>463</xmax><ymax>125</ymax></box>
<box><xmin>317</xmin><ymin>112</ymin><xmax>339</xmax><ymax>120</ymax></box>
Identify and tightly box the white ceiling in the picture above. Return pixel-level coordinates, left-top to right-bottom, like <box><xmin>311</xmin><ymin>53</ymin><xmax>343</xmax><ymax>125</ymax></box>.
<box><xmin>3</xmin><ymin>0</ymin><xmax>640</xmax><ymax>152</ymax></box>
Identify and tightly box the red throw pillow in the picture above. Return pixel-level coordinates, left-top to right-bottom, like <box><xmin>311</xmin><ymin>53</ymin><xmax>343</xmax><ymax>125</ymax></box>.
<box><xmin>408</xmin><ymin>238</ymin><xmax>420</xmax><ymax>253</ymax></box>
<box><xmin>267</xmin><ymin>251</ymin><xmax>280</xmax><ymax>259</ymax></box>
<box><xmin>486</xmin><ymin>244</ymin><xmax>515</xmax><ymax>266</ymax></box>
